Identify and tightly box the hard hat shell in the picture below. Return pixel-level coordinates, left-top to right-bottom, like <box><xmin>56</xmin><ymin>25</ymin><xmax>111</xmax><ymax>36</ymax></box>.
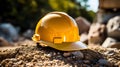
<box><xmin>32</xmin><ymin>12</ymin><xmax>87</xmax><ymax>51</ymax></box>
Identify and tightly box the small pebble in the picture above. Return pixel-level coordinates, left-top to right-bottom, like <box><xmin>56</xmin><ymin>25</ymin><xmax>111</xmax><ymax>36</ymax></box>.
<box><xmin>104</xmin><ymin>50</ymin><xmax>115</xmax><ymax>56</ymax></box>
<box><xmin>72</xmin><ymin>56</ymin><xmax>76</xmax><ymax>59</ymax></box>
<box><xmin>83</xmin><ymin>60</ymin><xmax>90</xmax><ymax>64</ymax></box>
<box><xmin>46</xmin><ymin>54</ymin><xmax>52</xmax><ymax>57</ymax></box>
<box><xmin>82</xmin><ymin>64</ymin><xmax>91</xmax><ymax>67</ymax></box>
<box><xmin>72</xmin><ymin>51</ymin><xmax>84</xmax><ymax>59</ymax></box>
<box><xmin>10</xmin><ymin>58</ymin><xmax>17</xmax><ymax>62</ymax></box>
<box><xmin>63</xmin><ymin>52</ymin><xmax>71</xmax><ymax>57</ymax></box>
<box><xmin>57</xmin><ymin>52</ymin><xmax>60</xmax><ymax>55</ymax></box>
<box><xmin>16</xmin><ymin>60</ymin><xmax>23</xmax><ymax>65</ymax></box>
<box><xmin>26</xmin><ymin>62</ymin><xmax>33</xmax><ymax>66</ymax></box>
<box><xmin>53</xmin><ymin>52</ymin><xmax>56</xmax><ymax>55</ymax></box>
<box><xmin>98</xmin><ymin>59</ymin><xmax>109</xmax><ymax>65</ymax></box>
<box><xmin>67</xmin><ymin>57</ymin><xmax>71</xmax><ymax>61</ymax></box>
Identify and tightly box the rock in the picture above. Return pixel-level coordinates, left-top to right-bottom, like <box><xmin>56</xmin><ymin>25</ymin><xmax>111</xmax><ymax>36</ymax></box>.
<box><xmin>96</xmin><ymin>9</ymin><xmax>120</xmax><ymax>24</ymax></box>
<box><xmin>71</xmin><ymin>51</ymin><xmax>84</xmax><ymax>59</ymax></box>
<box><xmin>26</xmin><ymin>62</ymin><xmax>34</xmax><ymax>66</ymax></box>
<box><xmin>82</xmin><ymin>64</ymin><xmax>91</xmax><ymax>67</ymax></box>
<box><xmin>104</xmin><ymin>49</ymin><xmax>116</xmax><ymax>56</ymax></box>
<box><xmin>63</xmin><ymin>52</ymin><xmax>71</xmax><ymax>57</ymax></box>
<box><xmin>0</xmin><ymin>23</ymin><xmax>19</xmax><ymax>42</ymax></box>
<box><xmin>88</xmin><ymin>23</ymin><xmax>107</xmax><ymax>45</ymax></box>
<box><xmin>14</xmin><ymin>60</ymin><xmax>23</xmax><ymax>65</ymax></box>
<box><xmin>63</xmin><ymin>51</ymin><xmax>84</xmax><ymax>59</ymax></box>
<box><xmin>23</xmin><ymin>29</ymin><xmax>34</xmax><ymax>39</ymax></box>
<box><xmin>0</xmin><ymin>37</ymin><xmax>11</xmax><ymax>47</ymax></box>
<box><xmin>45</xmin><ymin>54</ymin><xmax>52</xmax><ymax>58</ymax></box>
<box><xmin>102</xmin><ymin>37</ymin><xmax>120</xmax><ymax>49</ymax></box>
<box><xmin>75</xmin><ymin>17</ymin><xmax>90</xmax><ymax>34</ymax></box>
<box><xmin>107</xmin><ymin>16</ymin><xmax>120</xmax><ymax>39</ymax></box>
<box><xmin>83</xmin><ymin>60</ymin><xmax>90</xmax><ymax>64</ymax></box>
<box><xmin>98</xmin><ymin>59</ymin><xmax>109</xmax><ymax>65</ymax></box>
<box><xmin>0</xmin><ymin>40</ymin><xmax>119</xmax><ymax>67</ymax></box>
<box><xmin>80</xmin><ymin>33</ymin><xmax>88</xmax><ymax>44</ymax></box>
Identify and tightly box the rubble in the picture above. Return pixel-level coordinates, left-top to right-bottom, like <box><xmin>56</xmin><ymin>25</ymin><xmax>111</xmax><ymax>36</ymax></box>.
<box><xmin>0</xmin><ymin>40</ymin><xmax>119</xmax><ymax>67</ymax></box>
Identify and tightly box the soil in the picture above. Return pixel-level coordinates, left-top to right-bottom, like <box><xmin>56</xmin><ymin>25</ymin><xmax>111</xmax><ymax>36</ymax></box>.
<box><xmin>0</xmin><ymin>40</ymin><xmax>120</xmax><ymax>67</ymax></box>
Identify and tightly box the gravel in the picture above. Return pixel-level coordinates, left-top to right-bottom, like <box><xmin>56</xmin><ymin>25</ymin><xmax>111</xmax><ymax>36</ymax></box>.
<box><xmin>0</xmin><ymin>40</ymin><xmax>120</xmax><ymax>67</ymax></box>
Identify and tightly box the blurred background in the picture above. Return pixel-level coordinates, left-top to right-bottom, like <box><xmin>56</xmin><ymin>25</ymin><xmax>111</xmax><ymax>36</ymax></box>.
<box><xmin>0</xmin><ymin>0</ymin><xmax>96</xmax><ymax>32</ymax></box>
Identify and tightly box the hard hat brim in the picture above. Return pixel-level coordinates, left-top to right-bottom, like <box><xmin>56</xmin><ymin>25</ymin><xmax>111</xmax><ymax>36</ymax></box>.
<box><xmin>38</xmin><ymin>40</ymin><xmax>87</xmax><ymax>51</ymax></box>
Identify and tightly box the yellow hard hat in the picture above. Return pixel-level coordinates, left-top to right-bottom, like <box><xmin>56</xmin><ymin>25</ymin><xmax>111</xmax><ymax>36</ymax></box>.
<box><xmin>32</xmin><ymin>12</ymin><xmax>87</xmax><ymax>51</ymax></box>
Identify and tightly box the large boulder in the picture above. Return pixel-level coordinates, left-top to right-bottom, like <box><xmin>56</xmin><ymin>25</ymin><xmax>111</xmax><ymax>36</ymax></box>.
<box><xmin>75</xmin><ymin>17</ymin><xmax>90</xmax><ymax>35</ymax></box>
<box><xmin>88</xmin><ymin>23</ymin><xmax>107</xmax><ymax>45</ymax></box>
<box><xmin>107</xmin><ymin>16</ymin><xmax>120</xmax><ymax>39</ymax></box>
<box><xmin>102</xmin><ymin>37</ymin><xmax>120</xmax><ymax>49</ymax></box>
<box><xmin>0</xmin><ymin>23</ymin><xmax>19</xmax><ymax>42</ymax></box>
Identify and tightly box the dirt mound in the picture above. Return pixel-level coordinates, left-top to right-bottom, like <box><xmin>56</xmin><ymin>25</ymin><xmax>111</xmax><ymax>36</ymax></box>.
<box><xmin>0</xmin><ymin>40</ymin><xmax>120</xmax><ymax>67</ymax></box>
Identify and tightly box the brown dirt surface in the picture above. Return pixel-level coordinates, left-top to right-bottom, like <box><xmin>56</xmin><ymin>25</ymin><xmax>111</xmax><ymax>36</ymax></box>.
<box><xmin>0</xmin><ymin>40</ymin><xmax>120</xmax><ymax>67</ymax></box>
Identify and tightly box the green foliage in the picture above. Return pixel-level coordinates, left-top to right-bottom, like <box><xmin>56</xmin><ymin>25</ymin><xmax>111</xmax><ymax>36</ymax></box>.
<box><xmin>49</xmin><ymin>0</ymin><xmax>76</xmax><ymax>12</ymax></box>
<box><xmin>48</xmin><ymin>0</ymin><xmax>95</xmax><ymax>22</ymax></box>
<box><xmin>0</xmin><ymin>0</ymin><xmax>95</xmax><ymax>31</ymax></box>
<box><xmin>0</xmin><ymin>0</ymin><xmax>51</xmax><ymax>31</ymax></box>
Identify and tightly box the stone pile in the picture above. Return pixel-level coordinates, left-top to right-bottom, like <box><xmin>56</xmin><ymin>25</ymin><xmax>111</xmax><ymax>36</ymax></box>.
<box><xmin>87</xmin><ymin>16</ymin><xmax>120</xmax><ymax>49</ymax></box>
<box><xmin>102</xmin><ymin>16</ymin><xmax>120</xmax><ymax>48</ymax></box>
<box><xmin>75</xmin><ymin>16</ymin><xmax>120</xmax><ymax>49</ymax></box>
